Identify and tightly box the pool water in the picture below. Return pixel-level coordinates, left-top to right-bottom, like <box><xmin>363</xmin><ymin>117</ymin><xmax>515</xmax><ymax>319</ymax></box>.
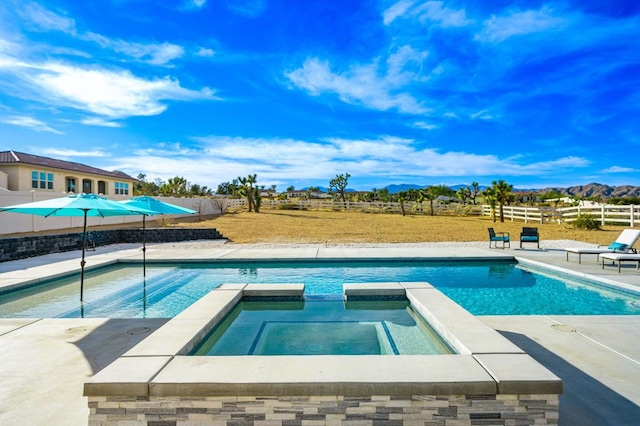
<box><xmin>0</xmin><ymin>260</ymin><xmax>639</xmax><ymax>318</ymax></box>
<box><xmin>191</xmin><ymin>299</ymin><xmax>455</xmax><ymax>356</ymax></box>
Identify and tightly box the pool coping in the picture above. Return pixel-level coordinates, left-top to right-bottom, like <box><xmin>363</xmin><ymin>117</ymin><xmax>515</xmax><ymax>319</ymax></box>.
<box><xmin>84</xmin><ymin>283</ymin><xmax>562</xmax><ymax>398</ymax></box>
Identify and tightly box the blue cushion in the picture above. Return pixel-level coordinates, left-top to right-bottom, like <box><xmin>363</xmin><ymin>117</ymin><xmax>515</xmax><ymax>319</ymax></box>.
<box><xmin>608</xmin><ymin>242</ymin><xmax>628</xmax><ymax>251</ymax></box>
<box><xmin>521</xmin><ymin>236</ymin><xmax>539</xmax><ymax>241</ymax></box>
<box><xmin>491</xmin><ymin>236</ymin><xmax>509</xmax><ymax>241</ymax></box>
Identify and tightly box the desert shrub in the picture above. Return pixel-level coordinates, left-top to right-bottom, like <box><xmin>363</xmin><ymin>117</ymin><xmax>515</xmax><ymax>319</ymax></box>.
<box><xmin>276</xmin><ymin>203</ymin><xmax>304</xmax><ymax>210</ymax></box>
<box><xmin>573</xmin><ymin>213</ymin><xmax>601</xmax><ymax>230</ymax></box>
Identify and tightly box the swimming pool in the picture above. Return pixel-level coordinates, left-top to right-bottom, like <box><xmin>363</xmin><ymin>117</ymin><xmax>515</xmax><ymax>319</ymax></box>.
<box><xmin>1</xmin><ymin>260</ymin><xmax>639</xmax><ymax>317</ymax></box>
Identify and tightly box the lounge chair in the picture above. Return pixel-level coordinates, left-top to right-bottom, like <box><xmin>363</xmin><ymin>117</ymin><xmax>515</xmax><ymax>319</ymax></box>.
<box><xmin>488</xmin><ymin>227</ymin><xmax>510</xmax><ymax>248</ymax></box>
<box><xmin>520</xmin><ymin>227</ymin><xmax>539</xmax><ymax>248</ymax></box>
<box><xmin>600</xmin><ymin>252</ymin><xmax>640</xmax><ymax>273</ymax></box>
<box><xmin>565</xmin><ymin>229</ymin><xmax>640</xmax><ymax>263</ymax></box>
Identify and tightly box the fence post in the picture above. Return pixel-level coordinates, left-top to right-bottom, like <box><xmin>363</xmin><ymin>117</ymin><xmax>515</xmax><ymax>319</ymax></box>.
<box><xmin>524</xmin><ymin>207</ymin><xmax>528</xmax><ymax>223</ymax></box>
<box><xmin>601</xmin><ymin>205</ymin><xmax>605</xmax><ymax>226</ymax></box>
<box><xmin>631</xmin><ymin>205</ymin><xmax>635</xmax><ymax>228</ymax></box>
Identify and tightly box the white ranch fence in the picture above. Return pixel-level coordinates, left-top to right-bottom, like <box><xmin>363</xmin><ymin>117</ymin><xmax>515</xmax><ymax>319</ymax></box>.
<box><xmin>481</xmin><ymin>204</ymin><xmax>639</xmax><ymax>226</ymax></box>
<box><xmin>0</xmin><ymin>191</ymin><xmax>229</xmax><ymax>236</ymax></box>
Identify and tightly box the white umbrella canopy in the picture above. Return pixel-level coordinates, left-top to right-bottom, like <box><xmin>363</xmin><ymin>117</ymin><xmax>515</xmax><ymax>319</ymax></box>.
<box><xmin>119</xmin><ymin>196</ymin><xmax>197</xmax><ymax>276</ymax></box>
<box><xmin>0</xmin><ymin>193</ymin><xmax>155</xmax><ymax>300</ymax></box>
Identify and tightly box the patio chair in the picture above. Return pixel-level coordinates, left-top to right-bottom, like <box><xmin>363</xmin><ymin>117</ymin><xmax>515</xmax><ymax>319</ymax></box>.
<box><xmin>520</xmin><ymin>227</ymin><xmax>540</xmax><ymax>249</ymax></box>
<box><xmin>488</xmin><ymin>227</ymin><xmax>510</xmax><ymax>249</ymax></box>
<box><xmin>600</xmin><ymin>252</ymin><xmax>640</xmax><ymax>273</ymax></box>
<box><xmin>565</xmin><ymin>228</ymin><xmax>640</xmax><ymax>264</ymax></box>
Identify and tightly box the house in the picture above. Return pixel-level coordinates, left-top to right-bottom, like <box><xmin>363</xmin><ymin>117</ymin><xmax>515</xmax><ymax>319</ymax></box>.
<box><xmin>0</xmin><ymin>150</ymin><xmax>136</xmax><ymax>195</ymax></box>
<box><xmin>286</xmin><ymin>189</ymin><xmax>329</xmax><ymax>199</ymax></box>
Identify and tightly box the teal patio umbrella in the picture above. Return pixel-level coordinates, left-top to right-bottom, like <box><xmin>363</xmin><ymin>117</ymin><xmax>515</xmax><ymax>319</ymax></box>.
<box><xmin>0</xmin><ymin>193</ymin><xmax>155</xmax><ymax>301</ymax></box>
<box><xmin>119</xmin><ymin>196</ymin><xmax>196</xmax><ymax>276</ymax></box>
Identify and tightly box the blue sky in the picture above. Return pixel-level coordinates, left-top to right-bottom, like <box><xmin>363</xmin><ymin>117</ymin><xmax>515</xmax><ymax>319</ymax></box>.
<box><xmin>0</xmin><ymin>0</ymin><xmax>639</xmax><ymax>192</ymax></box>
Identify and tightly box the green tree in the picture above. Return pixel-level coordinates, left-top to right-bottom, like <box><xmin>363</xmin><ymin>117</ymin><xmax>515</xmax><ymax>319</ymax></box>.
<box><xmin>482</xmin><ymin>187</ymin><xmax>498</xmax><ymax>222</ymax></box>
<box><xmin>328</xmin><ymin>173</ymin><xmax>351</xmax><ymax>204</ymax></box>
<box><xmin>236</xmin><ymin>174</ymin><xmax>259</xmax><ymax>212</ymax></box>
<box><xmin>421</xmin><ymin>185</ymin><xmax>454</xmax><ymax>216</ymax></box>
<box><xmin>491</xmin><ymin>180</ymin><xmax>513</xmax><ymax>223</ymax></box>
<box><xmin>396</xmin><ymin>190</ymin><xmax>408</xmax><ymax>216</ymax></box>
<box><xmin>468</xmin><ymin>182</ymin><xmax>480</xmax><ymax>205</ymax></box>
<box><xmin>134</xmin><ymin>173</ymin><xmax>160</xmax><ymax>196</ymax></box>
<box><xmin>160</xmin><ymin>176</ymin><xmax>188</xmax><ymax>197</ymax></box>
<box><xmin>306</xmin><ymin>186</ymin><xmax>320</xmax><ymax>200</ymax></box>
<box><xmin>378</xmin><ymin>188</ymin><xmax>391</xmax><ymax>202</ymax></box>
<box><xmin>456</xmin><ymin>187</ymin><xmax>470</xmax><ymax>205</ymax></box>
<box><xmin>247</xmin><ymin>174</ymin><xmax>258</xmax><ymax>212</ymax></box>
<box><xmin>188</xmin><ymin>184</ymin><xmax>212</xmax><ymax>197</ymax></box>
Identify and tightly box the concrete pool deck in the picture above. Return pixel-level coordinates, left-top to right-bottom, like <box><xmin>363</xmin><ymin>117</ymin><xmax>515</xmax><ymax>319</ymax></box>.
<box><xmin>0</xmin><ymin>241</ymin><xmax>639</xmax><ymax>425</ymax></box>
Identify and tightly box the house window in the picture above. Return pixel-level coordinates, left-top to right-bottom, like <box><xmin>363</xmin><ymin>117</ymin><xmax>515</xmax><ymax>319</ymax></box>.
<box><xmin>66</xmin><ymin>177</ymin><xmax>76</xmax><ymax>193</ymax></box>
<box><xmin>31</xmin><ymin>171</ymin><xmax>54</xmax><ymax>190</ymax></box>
<box><xmin>98</xmin><ymin>181</ymin><xmax>107</xmax><ymax>195</ymax></box>
<box><xmin>82</xmin><ymin>179</ymin><xmax>93</xmax><ymax>194</ymax></box>
<box><xmin>115</xmin><ymin>181</ymin><xmax>129</xmax><ymax>195</ymax></box>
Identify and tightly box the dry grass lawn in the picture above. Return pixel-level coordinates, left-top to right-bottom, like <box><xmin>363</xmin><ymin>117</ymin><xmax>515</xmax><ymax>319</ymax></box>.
<box><xmin>173</xmin><ymin>208</ymin><xmax>630</xmax><ymax>246</ymax></box>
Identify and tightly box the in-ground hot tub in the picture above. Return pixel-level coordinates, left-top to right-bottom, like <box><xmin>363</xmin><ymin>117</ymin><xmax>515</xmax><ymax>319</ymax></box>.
<box><xmin>191</xmin><ymin>296</ymin><xmax>455</xmax><ymax>356</ymax></box>
<box><xmin>85</xmin><ymin>282</ymin><xmax>562</xmax><ymax>424</ymax></box>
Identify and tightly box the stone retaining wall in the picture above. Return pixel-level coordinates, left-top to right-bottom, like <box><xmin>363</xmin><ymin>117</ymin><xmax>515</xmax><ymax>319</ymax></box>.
<box><xmin>88</xmin><ymin>394</ymin><xmax>560</xmax><ymax>425</ymax></box>
<box><xmin>0</xmin><ymin>228</ymin><xmax>225</xmax><ymax>262</ymax></box>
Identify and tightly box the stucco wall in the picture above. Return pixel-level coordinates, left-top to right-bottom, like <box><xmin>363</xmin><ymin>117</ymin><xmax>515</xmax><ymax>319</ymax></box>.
<box><xmin>0</xmin><ymin>163</ymin><xmax>135</xmax><ymax>194</ymax></box>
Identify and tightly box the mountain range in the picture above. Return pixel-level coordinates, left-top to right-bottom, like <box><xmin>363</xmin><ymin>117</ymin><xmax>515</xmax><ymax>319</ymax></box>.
<box><xmin>533</xmin><ymin>183</ymin><xmax>640</xmax><ymax>199</ymax></box>
<box><xmin>382</xmin><ymin>183</ymin><xmax>640</xmax><ymax>198</ymax></box>
<box><xmin>300</xmin><ymin>183</ymin><xmax>640</xmax><ymax>199</ymax></box>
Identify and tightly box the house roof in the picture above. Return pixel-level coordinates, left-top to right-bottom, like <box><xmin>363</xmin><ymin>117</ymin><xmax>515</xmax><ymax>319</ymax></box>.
<box><xmin>0</xmin><ymin>151</ymin><xmax>136</xmax><ymax>181</ymax></box>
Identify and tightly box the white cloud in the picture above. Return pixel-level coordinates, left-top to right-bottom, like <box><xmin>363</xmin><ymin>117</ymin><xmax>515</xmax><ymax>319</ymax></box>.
<box><xmin>191</xmin><ymin>0</ymin><xmax>207</xmax><ymax>7</ymax></box>
<box><xmin>475</xmin><ymin>6</ymin><xmax>567</xmax><ymax>43</ymax></box>
<box><xmin>383</xmin><ymin>1</ymin><xmax>470</xmax><ymax>28</ymax></box>
<box><xmin>470</xmin><ymin>109</ymin><xmax>493</xmax><ymax>120</ymax></box>
<box><xmin>602</xmin><ymin>166</ymin><xmax>637</xmax><ymax>173</ymax></box>
<box><xmin>84</xmin><ymin>33</ymin><xmax>185</xmax><ymax>65</ymax></box>
<box><xmin>43</xmin><ymin>148</ymin><xmax>109</xmax><ymax>158</ymax></box>
<box><xmin>383</xmin><ymin>0</ymin><xmax>416</xmax><ymax>25</ymax></box>
<box><xmin>413</xmin><ymin>1</ymin><xmax>471</xmax><ymax>27</ymax></box>
<box><xmin>0</xmin><ymin>115</ymin><xmax>62</xmax><ymax>134</ymax></box>
<box><xmin>0</xmin><ymin>58</ymin><xmax>214</xmax><ymax>119</ymax></box>
<box><xmin>285</xmin><ymin>53</ymin><xmax>430</xmax><ymax>115</ymax></box>
<box><xmin>81</xmin><ymin>117</ymin><xmax>123</xmax><ymax>128</ymax></box>
<box><xmin>414</xmin><ymin>121</ymin><xmax>437</xmax><ymax>130</ymax></box>
<box><xmin>18</xmin><ymin>2</ymin><xmax>76</xmax><ymax>34</ymax></box>
<box><xmin>196</xmin><ymin>47</ymin><xmax>215</xmax><ymax>57</ymax></box>
<box><xmin>127</xmin><ymin>135</ymin><xmax>591</xmax><ymax>189</ymax></box>
<box><xmin>226</xmin><ymin>0</ymin><xmax>267</xmax><ymax>18</ymax></box>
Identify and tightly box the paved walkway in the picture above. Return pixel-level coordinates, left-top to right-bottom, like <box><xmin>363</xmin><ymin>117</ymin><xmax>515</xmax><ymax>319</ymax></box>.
<box><xmin>0</xmin><ymin>242</ymin><xmax>639</xmax><ymax>425</ymax></box>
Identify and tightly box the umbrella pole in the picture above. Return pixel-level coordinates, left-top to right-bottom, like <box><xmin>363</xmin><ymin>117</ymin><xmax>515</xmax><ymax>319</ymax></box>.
<box><xmin>80</xmin><ymin>209</ymin><xmax>88</xmax><ymax>301</ymax></box>
<box><xmin>143</xmin><ymin>215</ymin><xmax>147</xmax><ymax>277</ymax></box>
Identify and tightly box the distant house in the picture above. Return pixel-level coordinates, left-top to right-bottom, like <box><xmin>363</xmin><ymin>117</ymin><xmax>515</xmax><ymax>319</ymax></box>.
<box><xmin>286</xmin><ymin>189</ymin><xmax>328</xmax><ymax>199</ymax></box>
<box><xmin>0</xmin><ymin>150</ymin><xmax>136</xmax><ymax>195</ymax></box>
